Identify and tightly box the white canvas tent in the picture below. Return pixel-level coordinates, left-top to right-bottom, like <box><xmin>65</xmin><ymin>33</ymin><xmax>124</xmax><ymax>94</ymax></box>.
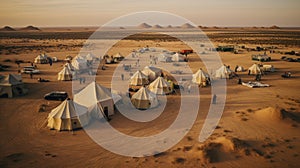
<box><xmin>262</xmin><ymin>65</ymin><xmax>275</xmax><ymax>72</ymax></box>
<box><xmin>248</xmin><ymin>63</ymin><xmax>262</xmax><ymax>75</ymax></box>
<box><xmin>0</xmin><ymin>74</ymin><xmax>28</xmax><ymax>98</ymax></box>
<box><xmin>215</xmin><ymin>65</ymin><xmax>233</xmax><ymax>78</ymax></box>
<box><xmin>171</xmin><ymin>53</ymin><xmax>185</xmax><ymax>62</ymax></box>
<box><xmin>58</xmin><ymin>66</ymin><xmax>72</xmax><ymax>81</ymax></box>
<box><xmin>129</xmin><ymin>70</ymin><xmax>149</xmax><ymax>86</ymax></box>
<box><xmin>192</xmin><ymin>69</ymin><xmax>210</xmax><ymax>86</ymax></box>
<box><xmin>34</xmin><ymin>54</ymin><xmax>48</xmax><ymax>64</ymax></box>
<box><xmin>236</xmin><ymin>66</ymin><xmax>244</xmax><ymax>72</ymax></box>
<box><xmin>131</xmin><ymin>87</ymin><xmax>159</xmax><ymax>109</ymax></box>
<box><xmin>85</xmin><ymin>53</ymin><xmax>96</xmax><ymax>61</ymax></box>
<box><xmin>74</xmin><ymin>82</ymin><xmax>114</xmax><ymax>116</ymax></box>
<box><xmin>148</xmin><ymin>77</ymin><xmax>173</xmax><ymax>95</ymax></box>
<box><xmin>72</xmin><ymin>56</ymin><xmax>88</xmax><ymax>70</ymax></box>
<box><xmin>64</xmin><ymin>63</ymin><xmax>74</xmax><ymax>71</ymax></box>
<box><xmin>47</xmin><ymin>99</ymin><xmax>89</xmax><ymax>131</ymax></box>
<box><xmin>142</xmin><ymin>66</ymin><xmax>162</xmax><ymax>81</ymax></box>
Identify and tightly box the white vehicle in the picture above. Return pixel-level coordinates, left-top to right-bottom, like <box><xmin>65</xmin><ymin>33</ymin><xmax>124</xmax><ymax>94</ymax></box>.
<box><xmin>21</xmin><ymin>66</ymin><xmax>40</xmax><ymax>74</ymax></box>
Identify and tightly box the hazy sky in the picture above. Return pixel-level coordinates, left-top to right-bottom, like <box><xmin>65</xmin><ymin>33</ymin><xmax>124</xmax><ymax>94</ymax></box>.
<box><xmin>0</xmin><ymin>0</ymin><xmax>299</xmax><ymax>27</ymax></box>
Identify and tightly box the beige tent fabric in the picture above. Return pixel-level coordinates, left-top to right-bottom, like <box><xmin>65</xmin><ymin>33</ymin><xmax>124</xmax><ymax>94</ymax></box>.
<box><xmin>131</xmin><ymin>87</ymin><xmax>158</xmax><ymax>109</ymax></box>
<box><xmin>0</xmin><ymin>74</ymin><xmax>28</xmax><ymax>98</ymax></box>
<box><xmin>64</xmin><ymin>63</ymin><xmax>74</xmax><ymax>71</ymax></box>
<box><xmin>34</xmin><ymin>54</ymin><xmax>48</xmax><ymax>64</ymax></box>
<box><xmin>72</xmin><ymin>56</ymin><xmax>88</xmax><ymax>70</ymax></box>
<box><xmin>192</xmin><ymin>68</ymin><xmax>209</xmax><ymax>85</ymax></box>
<box><xmin>215</xmin><ymin>65</ymin><xmax>233</xmax><ymax>78</ymax></box>
<box><xmin>47</xmin><ymin>99</ymin><xmax>89</xmax><ymax>131</ymax></box>
<box><xmin>262</xmin><ymin>65</ymin><xmax>275</xmax><ymax>72</ymax></box>
<box><xmin>129</xmin><ymin>70</ymin><xmax>149</xmax><ymax>86</ymax></box>
<box><xmin>248</xmin><ymin>64</ymin><xmax>263</xmax><ymax>75</ymax></box>
<box><xmin>58</xmin><ymin>66</ymin><xmax>72</xmax><ymax>81</ymax></box>
<box><xmin>74</xmin><ymin>82</ymin><xmax>114</xmax><ymax>116</ymax></box>
<box><xmin>148</xmin><ymin>77</ymin><xmax>172</xmax><ymax>95</ymax></box>
<box><xmin>142</xmin><ymin>66</ymin><xmax>162</xmax><ymax>81</ymax></box>
<box><xmin>171</xmin><ymin>53</ymin><xmax>185</xmax><ymax>62</ymax></box>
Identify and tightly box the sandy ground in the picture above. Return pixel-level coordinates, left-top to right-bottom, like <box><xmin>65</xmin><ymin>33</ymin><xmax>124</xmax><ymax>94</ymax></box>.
<box><xmin>0</xmin><ymin>28</ymin><xmax>300</xmax><ymax>168</ymax></box>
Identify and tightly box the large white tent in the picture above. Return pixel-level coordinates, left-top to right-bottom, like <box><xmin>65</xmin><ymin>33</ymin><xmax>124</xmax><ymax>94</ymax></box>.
<box><xmin>142</xmin><ymin>66</ymin><xmax>162</xmax><ymax>81</ymax></box>
<box><xmin>215</xmin><ymin>65</ymin><xmax>233</xmax><ymax>79</ymax></box>
<box><xmin>248</xmin><ymin>63</ymin><xmax>263</xmax><ymax>75</ymax></box>
<box><xmin>148</xmin><ymin>77</ymin><xmax>173</xmax><ymax>95</ymax></box>
<box><xmin>74</xmin><ymin>82</ymin><xmax>114</xmax><ymax>116</ymax></box>
<box><xmin>192</xmin><ymin>68</ymin><xmax>210</xmax><ymax>86</ymax></box>
<box><xmin>129</xmin><ymin>70</ymin><xmax>149</xmax><ymax>86</ymax></box>
<box><xmin>0</xmin><ymin>74</ymin><xmax>28</xmax><ymax>98</ymax></box>
<box><xmin>57</xmin><ymin>66</ymin><xmax>72</xmax><ymax>81</ymax></box>
<box><xmin>47</xmin><ymin>99</ymin><xmax>90</xmax><ymax>131</ymax></box>
<box><xmin>131</xmin><ymin>87</ymin><xmax>159</xmax><ymax>110</ymax></box>
<box><xmin>157</xmin><ymin>53</ymin><xmax>172</xmax><ymax>62</ymax></box>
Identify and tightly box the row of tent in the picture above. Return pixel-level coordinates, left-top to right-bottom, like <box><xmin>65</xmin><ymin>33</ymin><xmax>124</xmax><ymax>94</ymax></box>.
<box><xmin>157</xmin><ymin>52</ymin><xmax>186</xmax><ymax>62</ymax></box>
<box><xmin>47</xmin><ymin>82</ymin><xmax>120</xmax><ymax>131</ymax></box>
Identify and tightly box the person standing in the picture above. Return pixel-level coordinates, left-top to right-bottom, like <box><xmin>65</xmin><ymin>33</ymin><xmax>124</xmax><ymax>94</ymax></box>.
<box><xmin>121</xmin><ymin>74</ymin><xmax>124</xmax><ymax>80</ymax></box>
<box><xmin>212</xmin><ymin>94</ymin><xmax>217</xmax><ymax>104</ymax></box>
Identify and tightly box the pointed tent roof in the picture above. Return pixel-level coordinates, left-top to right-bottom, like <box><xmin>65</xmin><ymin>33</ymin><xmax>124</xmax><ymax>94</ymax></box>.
<box><xmin>131</xmin><ymin>87</ymin><xmax>159</xmax><ymax>109</ymax></box>
<box><xmin>248</xmin><ymin>63</ymin><xmax>262</xmax><ymax>75</ymax></box>
<box><xmin>148</xmin><ymin>77</ymin><xmax>172</xmax><ymax>94</ymax></box>
<box><xmin>0</xmin><ymin>74</ymin><xmax>22</xmax><ymax>86</ymax></box>
<box><xmin>64</xmin><ymin>62</ymin><xmax>74</xmax><ymax>71</ymax></box>
<box><xmin>130</xmin><ymin>70</ymin><xmax>149</xmax><ymax>85</ymax></box>
<box><xmin>215</xmin><ymin>65</ymin><xmax>232</xmax><ymax>78</ymax></box>
<box><xmin>132</xmin><ymin>87</ymin><xmax>153</xmax><ymax>100</ymax></box>
<box><xmin>171</xmin><ymin>53</ymin><xmax>185</xmax><ymax>62</ymax></box>
<box><xmin>48</xmin><ymin>99</ymin><xmax>88</xmax><ymax>119</ymax></box>
<box><xmin>85</xmin><ymin>53</ymin><xmax>96</xmax><ymax>61</ymax></box>
<box><xmin>58</xmin><ymin>66</ymin><xmax>72</xmax><ymax>76</ymax></box>
<box><xmin>74</xmin><ymin>82</ymin><xmax>112</xmax><ymax>108</ymax></box>
<box><xmin>142</xmin><ymin>66</ymin><xmax>162</xmax><ymax>80</ymax></box>
<box><xmin>192</xmin><ymin>69</ymin><xmax>209</xmax><ymax>84</ymax></box>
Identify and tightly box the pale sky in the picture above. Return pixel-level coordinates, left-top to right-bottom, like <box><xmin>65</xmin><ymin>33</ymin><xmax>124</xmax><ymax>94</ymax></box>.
<box><xmin>0</xmin><ymin>0</ymin><xmax>299</xmax><ymax>27</ymax></box>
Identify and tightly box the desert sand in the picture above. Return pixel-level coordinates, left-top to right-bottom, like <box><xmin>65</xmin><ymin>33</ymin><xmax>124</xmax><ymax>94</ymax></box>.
<box><xmin>0</xmin><ymin>27</ymin><xmax>299</xmax><ymax>168</ymax></box>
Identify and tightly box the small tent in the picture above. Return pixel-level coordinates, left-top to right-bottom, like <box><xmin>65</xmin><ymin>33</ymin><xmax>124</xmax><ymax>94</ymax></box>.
<box><xmin>215</xmin><ymin>65</ymin><xmax>233</xmax><ymax>79</ymax></box>
<box><xmin>47</xmin><ymin>99</ymin><xmax>89</xmax><ymax>131</ymax></box>
<box><xmin>171</xmin><ymin>53</ymin><xmax>186</xmax><ymax>62</ymax></box>
<box><xmin>74</xmin><ymin>82</ymin><xmax>114</xmax><ymax>116</ymax></box>
<box><xmin>262</xmin><ymin>65</ymin><xmax>275</xmax><ymax>72</ymax></box>
<box><xmin>192</xmin><ymin>69</ymin><xmax>210</xmax><ymax>86</ymax></box>
<box><xmin>34</xmin><ymin>54</ymin><xmax>48</xmax><ymax>64</ymax></box>
<box><xmin>131</xmin><ymin>87</ymin><xmax>159</xmax><ymax>110</ymax></box>
<box><xmin>0</xmin><ymin>74</ymin><xmax>28</xmax><ymax>98</ymax></box>
<box><xmin>85</xmin><ymin>53</ymin><xmax>96</xmax><ymax>61</ymax></box>
<box><xmin>58</xmin><ymin>66</ymin><xmax>72</xmax><ymax>81</ymax></box>
<box><xmin>142</xmin><ymin>66</ymin><xmax>162</xmax><ymax>81</ymax></box>
<box><xmin>72</xmin><ymin>56</ymin><xmax>88</xmax><ymax>71</ymax></box>
<box><xmin>64</xmin><ymin>62</ymin><xmax>74</xmax><ymax>71</ymax></box>
<box><xmin>248</xmin><ymin>63</ymin><xmax>262</xmax><ymax>75</ymax></box>
<box><xmin>148</xmin><ymin>77</ymin><xmax>173</xmax><ymax>95</ymax></box>
<box><xmin>129</xmin><ymin>70</ymin><xmax>149</xmax><ymax>86</ymax></box>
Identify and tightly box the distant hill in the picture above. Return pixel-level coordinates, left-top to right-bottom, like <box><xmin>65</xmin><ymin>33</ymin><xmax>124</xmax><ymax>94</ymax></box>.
<box><xmin>152</xmin><ymin>24</ymin><xmax>163</xmax><ymax>28</ymax></box>
<box><xmin>270</xmin><ymin>25</ymin><xmax>280</xmax><ymax>29</ymax></box>
<box><xmin>166</xmin><ymin>25</ymin><xmax>173</xmax><ymax>28</ymax></box>
<box><xmin>181</xmin><ymin>23</ymin><xmax>195</xmax><ymax>28</ymax></box>
<box><xmin>0</xmin><ymin>26</ymin><xmax>16</xmax><ymax>31</ymax></box>
<box><xmin>138</xmin><ymin>23</ymin><xmax>152</xmax><ymax>28</ymax></box>
<box><xmin>20</xmin><ymin>25</ymin><xmax>41</xmax><ymax>31</ymax></box>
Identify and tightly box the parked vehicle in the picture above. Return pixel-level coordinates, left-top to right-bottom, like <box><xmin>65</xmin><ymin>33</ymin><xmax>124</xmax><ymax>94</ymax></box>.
<box><xmin>21</xmin><ymin>66</ymin><xmax>40</xmax><ymax>74</ymax></box>
<box><xmin>252</xmin><ymin>54</ymin><xmax>271</xmax><ymax>62</ymax></box>
<box><xmin>44</xmin><ymin>91</ymin><xmax>68</xmax><ymax>101</ymax></box>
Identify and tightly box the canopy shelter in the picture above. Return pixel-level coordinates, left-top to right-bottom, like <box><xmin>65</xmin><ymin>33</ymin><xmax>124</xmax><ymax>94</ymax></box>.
<box><xmin>74</xmin><ymin>82</ymin><xmax>114</xmax><ymax>116</ymax></box>
<box><xmin>215</xmin><ymin>65</ymin><xmax>233</xmax><ymax>79</ymax></box>
<box><xmin>142</xmin><ymin>66</ymin><xmax>162</xmax><ymax>81</ymax></box>
<box><xmin>129</xmin><ymin>70</ymin><xmax>149</xmax><ymax>86</ymax></box>
<box><xmin>171</xmin><ymin>53</ymin><xmax>186</xmax><ymax>62</ymax></box>
<box><xmin>0</xmin><ymin>74</ymin><xmax>27</xmax><ymax>98</ymax></box>
<box><xmin>34</xmin><ymin>53</ymin><xmax>48</xmax><ymax>64</ymax></box>
<box><xmin>58</xmin><ymin>66</ymin><xmax>72</xmax><ymax>81</ymax></box>
<box><xmin>192</xmin><ymin>68</ymin><xmax>210</xmax><ymax>86</ymax></box>
<box><xmin>47</xmin><ymin>99</ymin><xmax>89</xmax><ymax>131</ymax></box>
<box><xmin>148</xmin><ymin>77</ymin><xmax>173</xmax><ymax>95</ymax></box>
<box><xmin>131</xmin><ymin>87</ymin><xmax>159</xmax><ymax>110</ymax></box>
<box><xmin>248</xmin><ymin>63</ymin><xmax>263</xmax><ymax>75</ymax></box>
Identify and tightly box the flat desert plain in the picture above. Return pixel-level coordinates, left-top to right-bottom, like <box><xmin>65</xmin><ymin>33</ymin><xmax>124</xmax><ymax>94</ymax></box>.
<box><xmin>0</xmin><ymin>27</ymin><xmax>299</xmax><ymax>168</ymax></box>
